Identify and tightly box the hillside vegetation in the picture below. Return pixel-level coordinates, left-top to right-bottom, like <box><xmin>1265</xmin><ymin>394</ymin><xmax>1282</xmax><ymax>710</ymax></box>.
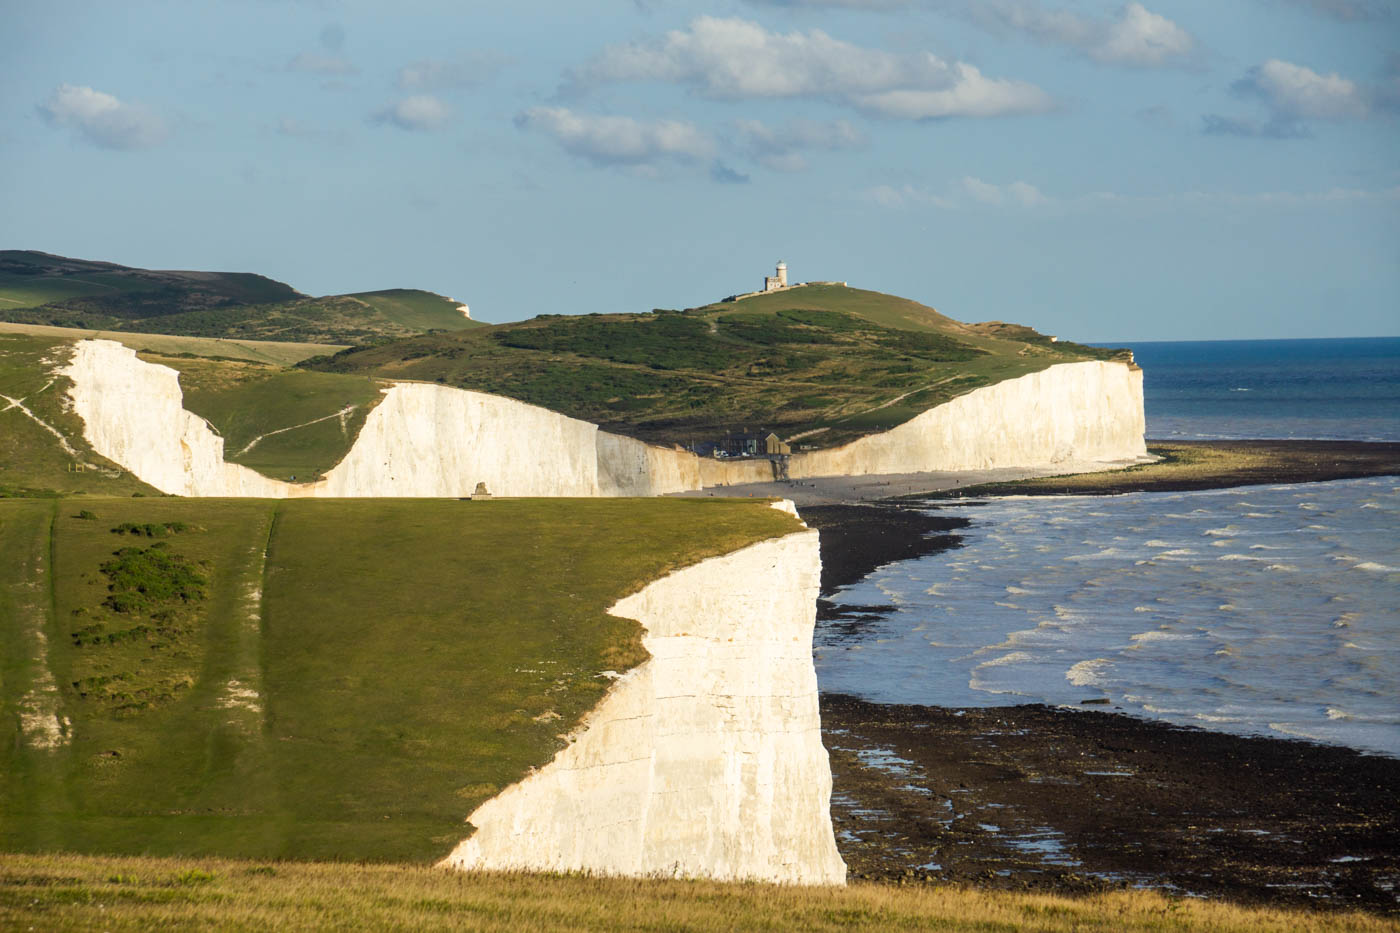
<box><xmin>309</xmin><ymin>284</ymin><xmax>1130</xmax><ymax>448</ymax></box>
<box><xmin>0</xmin><ymin>496</ymin><xmax>799</xmax><ymax>862</ymax></box>
<box><xmin>3</xmin><ymin>854</ymin><xmax>1391</xmax><ymax>933</ymax></box>
<box><xmin>0</xmin><ymin>251</ymin><xmax>483</xmax><ymax>345</ymax></box>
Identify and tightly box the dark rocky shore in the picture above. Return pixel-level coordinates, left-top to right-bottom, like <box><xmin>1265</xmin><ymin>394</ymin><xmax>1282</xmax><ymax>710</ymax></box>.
<box><xmin>802</xmin><ymin>444</ymin><xmax>1400</xmax><ymax>913</ymax></box>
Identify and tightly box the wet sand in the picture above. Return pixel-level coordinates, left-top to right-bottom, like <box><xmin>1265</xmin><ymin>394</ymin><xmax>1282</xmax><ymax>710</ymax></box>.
<box><xmin>798</xmin><ymin>442</ymin><xmax>1400</xmax><ymax>912</ymax></box>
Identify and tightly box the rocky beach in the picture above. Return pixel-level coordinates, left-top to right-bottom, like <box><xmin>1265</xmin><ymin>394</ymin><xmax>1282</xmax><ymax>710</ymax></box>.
<box><xmin>800</xmin><ymin>440</ymin><xmax>1400</xmax><ymax>913</ymax></box>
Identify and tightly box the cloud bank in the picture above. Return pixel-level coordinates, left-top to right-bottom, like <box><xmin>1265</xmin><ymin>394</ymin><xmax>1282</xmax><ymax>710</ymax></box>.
<box><xmin>744</xmin><ymin>1</ymin><xmax>1196</xmax><ymax>67</ymax></box>
<box><xmin>517</xmin><ymin>107</ymin><xmax>715</xmax><ymax>168</ymax></box>
<box><xmin>571</xmin><ymin>16</ymin><xmax>1053</xmax><ymax>119</ymax></box>
<box><xmin>38</xmin><ymin>84</ymin><xmax>167</xmax><ymax>150</ymax></box>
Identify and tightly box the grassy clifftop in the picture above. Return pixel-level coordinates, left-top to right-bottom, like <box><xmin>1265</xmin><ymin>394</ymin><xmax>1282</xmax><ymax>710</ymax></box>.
<box><xmin>309</xmin><ymin>284</ymin><xmax>1129</xmax><ymax>448</ymax></box>
<box><xmin>0</xmin><ymin>251</ymin><xmax>483</xmax><ymax>345</ymax></box>
<box><xmin>0</xmin><ymin>496</ymin><xmax>801</xmax><ymax>862</ymax></box>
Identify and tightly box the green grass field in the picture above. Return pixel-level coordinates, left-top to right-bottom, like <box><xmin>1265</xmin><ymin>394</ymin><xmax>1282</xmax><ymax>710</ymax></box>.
<box><xmin>2</xmin><ymin>853</ymin><xmax>1391</xmax><ymax>932</ymax></box>
<box><xmin>0</xmin><ymin>321</ymin><xmax>345</xmax><ymax>365</ymax></box>
<box><xmin>149</xmin><ymin>355</ymin><xmax>387</xmax><ymax>480</ymax></box>
<box><xmin>0</xmin><ymin>269</ymin><xmax>162</xmax><ymax>310</ymax></box>
<box><xmin>347</xmin><ymin>288</ymin><xmax>485</xmax><ymax>333</ymax></box>
<box><xmin>0</xmin><ymin>496</ymin><xmax>800</xmax><ymax>863</ymax></box>
<box><xmin>309</xmin><ymin>285</ymin><xmax>1129</xmax><ymax>447</ymax></box>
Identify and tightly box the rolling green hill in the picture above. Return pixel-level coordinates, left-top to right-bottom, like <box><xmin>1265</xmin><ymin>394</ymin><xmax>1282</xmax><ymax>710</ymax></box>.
<box><xmin>0</xmin><ymin>252</ymin><xmax>484</xmax><ymax>346</ymax></box>
<box><xmin>0</xmin><ymin>496</ymin><xmax>798</xmax><ymax>862</ymax></box>
<box><xmin>309</xmin><ymin>284</ymin><xmax>1130</xmax><ymax>448</ymax></box>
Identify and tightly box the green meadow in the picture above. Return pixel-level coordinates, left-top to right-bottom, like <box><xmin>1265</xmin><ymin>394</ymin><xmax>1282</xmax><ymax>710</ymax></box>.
<box><xmin>0</xmin><ymin>496</ymin><xmax>800</xmax><ymax>863</ymax></box>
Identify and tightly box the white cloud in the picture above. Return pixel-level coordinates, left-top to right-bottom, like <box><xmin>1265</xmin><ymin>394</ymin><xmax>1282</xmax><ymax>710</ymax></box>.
<box><xmin>396</xmin><ymin>55</ymin><xmax>504</xmax><ymax>91</ymax></box>
<box><xmin>1090</xmin><ymin>3</ymin><xmax>1194</xmax><ymax>66</ymax></box>
<box><xmin>963</xmin><ymin>1</ymin><xmax>1194</xmax><ymax>67</ymax></box>
<box><xmin>571</xmin><ymin>16</ymin><xmax>1052</xmax><ymax>119</ymax></box>
<box><xmin>867</xmin><ymin>176</ymin><xmax>1047</xmax><ymax>208</ymax></box>
<box><xmin>744</xmin><ymin>1</ymin><xmax>1195</xmax><ymax>67</ymax></box>
<box><xmin>961</xmin><ymin>176</ymin><xmax>1048</xmax><ymax>206</ymax></box>
<box><xmin>1238</xmin><ymin>59</ymin><xmax>1370</xmax><ymax>120</ymax></box>
<box><xmin>872</xmin><ymin>179</ymin><xmax>1400</xmax><ymax>210</ymax></box>
<box><xmin>733</xmin><ymin>117</ymin><xmax>865</xmax><ymax>171</ymax></box>
<box><xmin>37</xmin><ymin>84</ymin><xmax>167</xmax><ymax>150</ymax></box>
<box><xmin>288</xmin><ymin>51</ymin><xmax>358</xmax><ymax>75</ymax></box>
<box><xmin>517</xmin><ymin>106</ymin><xmax>715</xmax><ymax>168</ymax></box>
<box><xmin>1207</xmin><ymin>58</ymin><xmax>1377</xmax><ymax>137</ymax></box>
<box><xmin>371</xmin><ymin>95</ymin><xmax>451</xmax><ymax>131</ymax></box>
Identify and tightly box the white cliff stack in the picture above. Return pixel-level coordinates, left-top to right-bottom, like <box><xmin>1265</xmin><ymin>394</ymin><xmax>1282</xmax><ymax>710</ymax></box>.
<box><xmin>440</xmin><ymin>524</ymin><xmax>847</xmax><ymax>885</ymax></box>
<box><xmin>63</xmin><ymin>339</ymin><xmax>1147</xmax><ymax>499</ymax></box>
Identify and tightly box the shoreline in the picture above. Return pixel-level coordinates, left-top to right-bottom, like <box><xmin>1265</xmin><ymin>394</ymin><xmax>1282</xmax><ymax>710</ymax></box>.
<box><xmin>675</xmin><ymin>439</ymin><xmax>1400</xmax><ymax>506</ymax></box>
<box><xmin>800</xmin><ymin>441</ymin><xmax>1400</xmax><ymax>912</ymax></box>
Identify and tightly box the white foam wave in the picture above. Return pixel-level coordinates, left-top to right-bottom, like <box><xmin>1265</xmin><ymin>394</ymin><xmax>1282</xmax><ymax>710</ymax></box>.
<box><xmin>975</xmin><ymin>651</ymin><xmax>1032</xmax><ymax>669</ymax></box>
<box><xmin>1066</xmin><ymin>658</ymin><xmax>1111</xmax><ymax>687</ymax></box>
<box><xmin>1353</xmin><ymin>561</ymin><xmax>1399</xmax><ymax>573</ymax></box>
<box><xmin>1130</xmin><ymin>630</ymin><xmax>1195</xmax><ymax>644</ymax></box>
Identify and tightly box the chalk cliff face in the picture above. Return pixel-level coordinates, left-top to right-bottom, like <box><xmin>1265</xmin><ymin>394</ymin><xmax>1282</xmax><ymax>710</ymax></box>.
<box><xmin>63</xmin><ymin>340</ymin><xmax>706</xmax><ymax>498</ymax></box>
<box><xmin>64</xmin><ymin>340</ymin><xmax>1145</xmax><ymax>498</ymax></box>
<box><xmin>790</xmin><ymin>360</ymin><xmax>1147</xmax><ymax>479</ymax></box>
<box><xmin>440</xmin><ymin>524</ymin><xmax>847</xmax><ymax>885</ymax></box>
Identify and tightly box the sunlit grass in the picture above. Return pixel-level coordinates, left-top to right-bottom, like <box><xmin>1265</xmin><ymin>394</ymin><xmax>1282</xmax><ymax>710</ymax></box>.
<box><xmin>1</xmin><ymin>852</ymin><xmax>1391</xmax><ymax>932</ymax></box>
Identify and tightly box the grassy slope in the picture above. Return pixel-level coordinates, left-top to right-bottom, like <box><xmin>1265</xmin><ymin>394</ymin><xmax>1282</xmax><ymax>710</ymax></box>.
<box><xmin>149</xmin><ymin>355</ymin><xmax>386</xmax><ymax>480</ymax></box>
<box><xmin>0</xmin><ymin>321</ymin><xmax>346</xmax><ymax>365</ymax></box>
<box><xmin>310</xmin><ymin>285</ymin><xmax>1128</xmax><ymax>448</ymax></box>
<box><xmin>0</xmin><ymin>251</ymin><xmax>300</xmax><ymax>311</ymax></box>
<box><xmin>347</xmin><ymin>288</ymin><xmax>485</xmax><ymax>333</ymax></box>
<box><xmin>0</xmin><ymin>334</ymin><xmax>160</xmax><ymax>498</ymax></box>
<box><xmin>0</xmin><ymin>496</ymin><xmax>800</xmax><ymax>863</ymax></box>
<box><xmin>2</xmin><ymin>854</ymin><xmax>1392</xmax><ymax>933</ymax></box>
<box><xmin>0</xmin><ymin>252</ymin><xmax>482</xmax><ymax>346</ymax></box>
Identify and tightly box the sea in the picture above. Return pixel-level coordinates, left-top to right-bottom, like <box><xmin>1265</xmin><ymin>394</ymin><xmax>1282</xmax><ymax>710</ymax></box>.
<box><xmin>817</xmin><ymin>337</ymin><xmax>1400</xmax><ymax>757</ymax></box>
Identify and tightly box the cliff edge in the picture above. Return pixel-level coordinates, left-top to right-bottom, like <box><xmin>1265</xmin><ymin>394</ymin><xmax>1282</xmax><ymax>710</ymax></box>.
<box><xmin>441</xmin><ymin>523</ymin><xmax>846</xmax><ymax>884</ymax></box>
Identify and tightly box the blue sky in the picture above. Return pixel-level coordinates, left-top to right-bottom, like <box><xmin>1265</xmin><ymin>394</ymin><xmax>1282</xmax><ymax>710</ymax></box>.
<box><xmin>2</xmin><ymin>0</ymin><xmax>1397</xmax><ymax>340</ymax></box>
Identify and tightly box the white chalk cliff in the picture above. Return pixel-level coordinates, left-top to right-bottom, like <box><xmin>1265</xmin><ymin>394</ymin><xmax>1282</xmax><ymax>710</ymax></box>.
<box><xmin>440</xmin><ymin>523</ymin><xmax>846</xmax><ymax>885</ymax></box>
<box><xmin>63</xmin><ymin>339</ymin><xmax>1145</xmax><ymax>498</ymax></box>
<box><xmin>62</xmin><ymin>339</ymin><xmax>758</xmax><ymax>497</ymax></box>
<box><xmin>791</xmin><ymin>360</ymin><xmax>1147</xmax><ymax>478</ymax></box>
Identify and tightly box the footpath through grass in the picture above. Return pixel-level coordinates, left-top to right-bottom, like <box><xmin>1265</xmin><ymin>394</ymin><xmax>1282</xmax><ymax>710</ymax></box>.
<box><xmin>1</xmin><ymin>853</ymin><xmax>1392</xmax><ymax>932</ymax></box>
<box><xmin>0</xmin><ymin>496</ymin><xmax>800</xmax><ymax>863</ymax></box>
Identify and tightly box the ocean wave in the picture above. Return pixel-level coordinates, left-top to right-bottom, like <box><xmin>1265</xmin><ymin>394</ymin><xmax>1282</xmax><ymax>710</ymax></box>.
<box><xmin>1204</xmin><ymin>526</ymin><xmax>1242</xmax><ymax>537</ymax></box>
<box><xmin>1066</xmin><ymin>658</ymin><xmax>1111</xmax><ymax>687</ymax></box>
<box><xmin>1353</xmin><ymin>561</ymin><xmax>1400</xmax><ymax>573</ymax></box>
<box><xmin>1130</xmin><ymin>630</ymin><xmax>1196</xmax><ymax>645</ymax></box>
<box><xmin>975</xmin><ymin>650</ymin><xmax>1033</xmax><ymax>669</ymax></box>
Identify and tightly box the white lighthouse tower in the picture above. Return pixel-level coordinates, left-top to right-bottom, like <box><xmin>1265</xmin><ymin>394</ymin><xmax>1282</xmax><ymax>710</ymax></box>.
<box><xmin>763</xmin><ymin>260</ymin><xmax>788</xmax><ymax>292</ymax></box>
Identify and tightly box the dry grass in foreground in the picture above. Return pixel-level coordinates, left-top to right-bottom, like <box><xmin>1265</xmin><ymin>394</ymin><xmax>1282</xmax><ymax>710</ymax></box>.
<box><xmin>1</xmin><ymin>853</ymin><xmax>1394</xmax><ymax>932</ymax></box>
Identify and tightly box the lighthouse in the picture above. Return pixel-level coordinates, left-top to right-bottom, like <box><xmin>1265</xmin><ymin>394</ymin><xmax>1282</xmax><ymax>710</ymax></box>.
<box><xmin>763</xmin><ymin>260</ymin><xmax>788</xmax><ymax>292</ymax></box>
